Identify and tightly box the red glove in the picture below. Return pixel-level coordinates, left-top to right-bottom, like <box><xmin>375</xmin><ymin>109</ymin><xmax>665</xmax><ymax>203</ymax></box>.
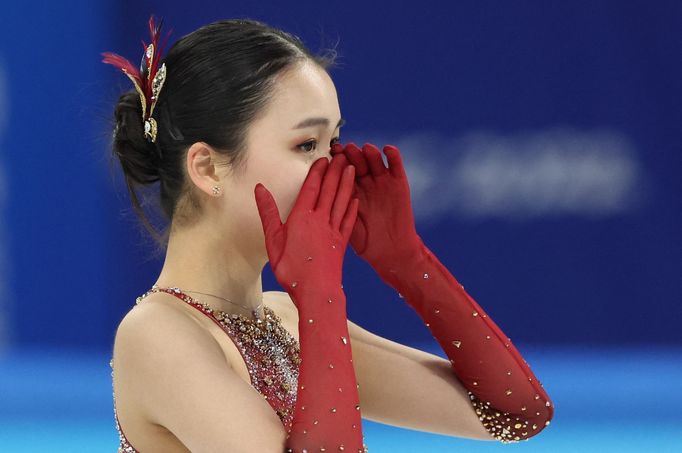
<box><xmin>254</xmin><ymin>154</ymin><xmax>368</xmax><ymax>452</ymax></box>
<box><xmin>332</xmin><ymin>142</ymin><xmax>554</xmax><ymax>443</ymax></box>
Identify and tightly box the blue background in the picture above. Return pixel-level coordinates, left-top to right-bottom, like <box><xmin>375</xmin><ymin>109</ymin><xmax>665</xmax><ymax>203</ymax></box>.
<box><xmin>0</xmin><ymin>1</ymin><xmax>680</xmax><ymax>451</ymax></box>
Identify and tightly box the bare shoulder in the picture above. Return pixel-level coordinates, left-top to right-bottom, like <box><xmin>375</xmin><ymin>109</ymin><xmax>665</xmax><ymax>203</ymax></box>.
<box><xmin>112</xmin><ymin>293</ymin><xmax>222</xmax><ymax>366</ymax></box>
<box><xmin>112</xmin><ymin>294</ymin><xmax>231</xmax><ymax>418</ymax></box>
<box><xmin>113</xmin><ymin>293</ymin><xmax>287</xmax><ymax>452</ymax></box>
<box><xmin>114</xmin><ymin>293</ymin><xmax>229</xmax><ymax>374</ymax></box>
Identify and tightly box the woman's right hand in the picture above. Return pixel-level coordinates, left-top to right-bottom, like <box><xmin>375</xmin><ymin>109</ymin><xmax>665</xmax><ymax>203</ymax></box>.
<box><xmin>254</xmin><ymin>154</ymin><xmax>359</xmax><ymax>309</ymax></box>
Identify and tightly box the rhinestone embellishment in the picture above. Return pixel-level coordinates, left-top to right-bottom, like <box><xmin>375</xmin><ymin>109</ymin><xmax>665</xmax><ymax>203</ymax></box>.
<box><xmin>113</xmin><ymin>286</ymin><xmax>302</xmax><ymax>452</ymax></box>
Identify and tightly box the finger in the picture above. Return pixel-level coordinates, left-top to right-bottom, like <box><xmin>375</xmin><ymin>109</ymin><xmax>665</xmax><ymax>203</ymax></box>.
<box><xmin>351</xmin><ymin>181</ymin><xmax>359</xmax><ymax>199</ymax></box>
<box><xmin>294</xmin><ymin>157</ymin><xmax>329</xmax><ymax>212</ymax></box>
<box><xmin>254</xmin><ymin>183</ymin><xmax>282</xmax><ymax>248</ymax></box>
<box><xmin>316</xmin><ymin>153</ymin><xmax>348</xmax><ymax>214</ymax></box>
<box><xmin>330</xmin><ymin>151</ymin><xmax>350</xmax><ymax>167</ymax></box>
<box><xmin>343</xmin><ymin>142</ymin><xmax>370</xmax><ymax>177</ymax></box>
<box><xmin>383</xmin><ymin>144</ymin><xmax>407</xmax><ymax>179</ymax></box>
<box><xmin>349</xmin><ymin>209</ymin><xmax>367</xmax><ymax>252</ymax></box>
<box><xmin>330</xmin><ymin>164</ymin><xmax>355</xmax><ymax>231</ymax></box>
<box><xmin>362</xmin><ymin>143</ymin><xmax>388</xmax><ymax>177</ymax></box>
<box><xmin>340</xmin><ymin>198</ymin><xmax>360</xmax><ymax>243</ymax></box>
<box><xmin>330</xmin><ymin>142</ymin><xmax>344</xmax><ymax>155</ymax></box>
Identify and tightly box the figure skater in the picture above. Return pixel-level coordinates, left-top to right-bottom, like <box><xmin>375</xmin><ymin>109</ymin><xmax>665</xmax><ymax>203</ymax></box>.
<box><xmin>103</xmin><ymin>15</ymin><xmax>554</xmax><ymax>453</ymax></box>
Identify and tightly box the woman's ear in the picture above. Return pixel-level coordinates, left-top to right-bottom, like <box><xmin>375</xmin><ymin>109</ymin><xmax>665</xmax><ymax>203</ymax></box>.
<box><xmin>186</xmin><ymin>142</ymin><xmax>222</xmax><ymax>197</ymax></box>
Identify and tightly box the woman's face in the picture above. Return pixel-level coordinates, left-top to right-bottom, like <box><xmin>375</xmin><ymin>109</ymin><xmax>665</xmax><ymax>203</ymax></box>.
<box><xmin>215</xmin><ymin>60</ymin><xmax>345</xmax><ymax>258</ymax></box>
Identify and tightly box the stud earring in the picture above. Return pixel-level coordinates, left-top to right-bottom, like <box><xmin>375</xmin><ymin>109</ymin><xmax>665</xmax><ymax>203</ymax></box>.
<box><xmin>212</xmin><ymin>185</ymin><xmax>222</xmax><ymax>196</ymax></box>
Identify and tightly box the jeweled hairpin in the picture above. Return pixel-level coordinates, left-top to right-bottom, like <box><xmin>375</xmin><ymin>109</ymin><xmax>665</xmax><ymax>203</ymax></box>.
<box><xmin>102</xmin><ymin>15</ymin><xmax>172</xmax><ymax>143</ymax></box>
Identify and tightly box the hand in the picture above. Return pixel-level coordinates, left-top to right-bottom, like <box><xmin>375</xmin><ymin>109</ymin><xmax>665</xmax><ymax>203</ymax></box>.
<box><xmin>331</xmin><ymin>142</ymin><xmax>423</xmax><ymax>269</ymax></box>
<box><xmin>254</xmin><ymin>154</ymin><xmax>359</xmax><ymax>308</ymax></box>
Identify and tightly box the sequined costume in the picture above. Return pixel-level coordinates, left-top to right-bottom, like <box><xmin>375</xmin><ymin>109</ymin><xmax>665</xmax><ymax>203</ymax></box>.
<box><xmin>110</xmin><ymin>285</ymin><xmax>302</xmax><ymax>452</ymax></box>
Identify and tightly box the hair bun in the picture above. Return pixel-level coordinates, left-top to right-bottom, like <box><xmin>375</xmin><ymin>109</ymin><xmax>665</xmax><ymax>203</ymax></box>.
<box><xmin>113</xmin><ymin>90</ymin><xmax>161</xmax><ymax>185</ymax></box>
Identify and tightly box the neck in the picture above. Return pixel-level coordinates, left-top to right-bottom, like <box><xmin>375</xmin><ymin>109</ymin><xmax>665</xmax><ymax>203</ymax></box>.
<box><xmin>154</xmin><ymin>220</ymin><xmax>268</xmax><ymax>320</ymax></box>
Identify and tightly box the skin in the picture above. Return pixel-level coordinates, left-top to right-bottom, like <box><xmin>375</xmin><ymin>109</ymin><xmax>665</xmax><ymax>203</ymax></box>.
<box><xmin>153</xmin><ymin>59</ymin><xmax>343</xmax><ymax>318</ymax></box>
<box><xmin>112</xmin><ymin>58</ymin><xmax>497</xmax><ymax>452</ymax></box>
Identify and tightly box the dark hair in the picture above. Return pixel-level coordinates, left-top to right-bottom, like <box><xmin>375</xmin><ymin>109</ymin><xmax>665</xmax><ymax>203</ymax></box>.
<box><xmin>109</xmin><ymin>18</ymin><xmax>339</xmax><ymax>256</ymax></box>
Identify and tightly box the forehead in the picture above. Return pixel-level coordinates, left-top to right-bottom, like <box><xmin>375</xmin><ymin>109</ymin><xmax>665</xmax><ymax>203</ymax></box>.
<box><xmin>265</xmin><ymin>61</ymin><xmax>341</xmax><ymax>122</ymax></box>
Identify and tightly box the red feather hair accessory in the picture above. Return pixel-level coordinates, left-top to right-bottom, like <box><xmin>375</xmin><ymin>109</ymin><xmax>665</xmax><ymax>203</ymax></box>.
<box><xmin>102</xmin><ymin>15</ymin><xmax>172</xmax><ymax>143</ymax></box>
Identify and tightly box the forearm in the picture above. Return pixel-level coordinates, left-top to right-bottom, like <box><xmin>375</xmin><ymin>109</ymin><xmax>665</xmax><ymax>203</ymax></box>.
<box><xmin>285</xmin><ymin>281</ymin><xmax>367</xmax><ymax>452</ymax></box>
<box><xmin>378</xmin><ymin>237</ymin><xmax>554</xmax><ymax>443</ymax></box>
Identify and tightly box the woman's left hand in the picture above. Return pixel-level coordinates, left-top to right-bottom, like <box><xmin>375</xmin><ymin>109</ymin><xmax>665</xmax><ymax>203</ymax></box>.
<box><xmin>330</xmin><ymin>142</ymin><xmax>424</xmax><ymax>273</ymax></box>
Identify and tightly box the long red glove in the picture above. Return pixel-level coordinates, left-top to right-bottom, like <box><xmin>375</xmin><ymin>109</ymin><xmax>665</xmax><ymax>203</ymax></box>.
<box><xmin>332</xmin><ymin>142</ymin><xmax>554</xmax><ymax>443</ymax></box>
<box><xmin>254</xmin><ymin>153</ymin><xmax>368</xmax><ymax>453</ymax></box>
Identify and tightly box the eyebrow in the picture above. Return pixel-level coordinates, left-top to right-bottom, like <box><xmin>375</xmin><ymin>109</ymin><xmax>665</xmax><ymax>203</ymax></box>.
<box><xmin>292</xmin><ymin>117</ymin><xmax>346</xmax><ymax>130</ymax></box>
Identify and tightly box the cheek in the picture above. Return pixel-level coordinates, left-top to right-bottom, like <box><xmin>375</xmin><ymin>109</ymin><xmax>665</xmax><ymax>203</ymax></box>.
<box><xmin>277</xmin><ymin>166</ymin><xmax>310</xmax><ymax>222</ymax></box>
<box><xmin>248</xmin><ymin>154</ymin><xmax>316</xmax><ymax>224</ymax></box>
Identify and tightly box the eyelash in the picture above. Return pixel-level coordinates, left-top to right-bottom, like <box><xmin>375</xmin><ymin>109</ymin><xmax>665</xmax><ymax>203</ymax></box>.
<box><xmin>297</xmin><ymin>136</ymin><xmax>341</xmax><ymax>153</ymax></box>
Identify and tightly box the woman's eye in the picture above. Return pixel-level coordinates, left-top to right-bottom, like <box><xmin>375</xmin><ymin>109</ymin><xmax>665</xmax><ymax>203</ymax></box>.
<box><xmin>297</xmin><ymin>140</ymin><xmax>316</xmax><ymax>153</ymax></box>
<box><xmin>297</xmin><ymin>137</ymin><xmax>341</xmax><ymax>153</ymax></box>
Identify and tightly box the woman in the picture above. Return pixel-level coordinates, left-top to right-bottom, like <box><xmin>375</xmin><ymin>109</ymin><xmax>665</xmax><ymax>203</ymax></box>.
<box><xmin>104</xmin><ymin>16</ymin><xmax>554</xmax><ymax>453</ymax></box>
